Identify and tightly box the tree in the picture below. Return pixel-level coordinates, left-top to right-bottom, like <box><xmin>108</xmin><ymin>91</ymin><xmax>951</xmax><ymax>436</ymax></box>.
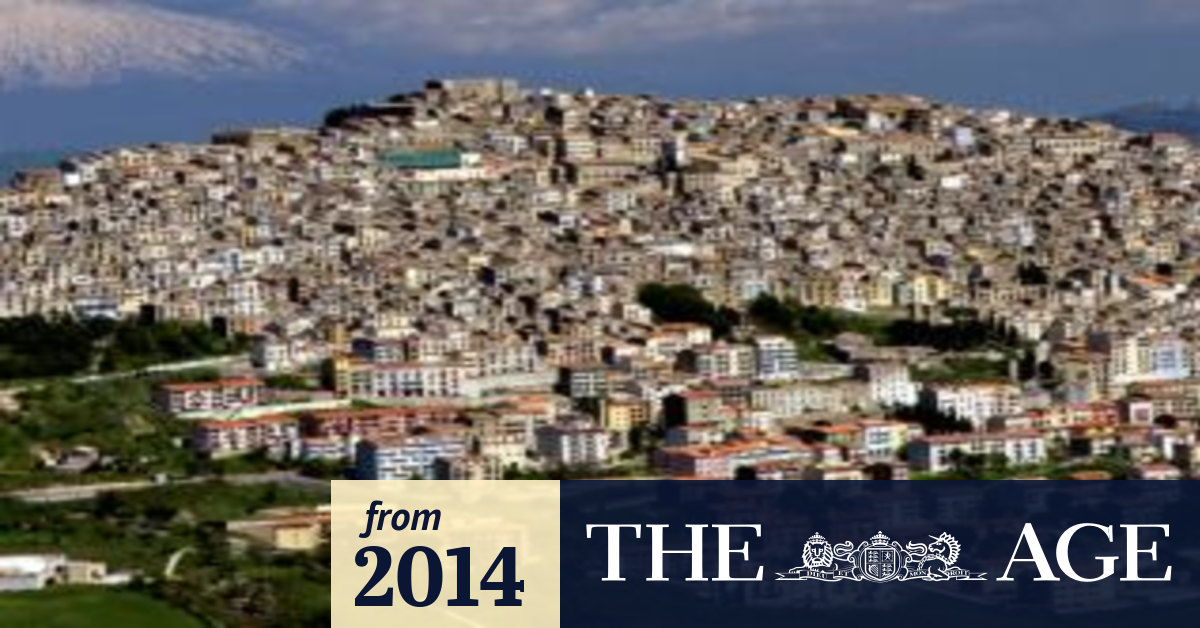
<box><xmin>92</xmin><ymin>490</ymin><xmax>124</xmax><ymax>520</ymax></box>
<box><xmin>1018</xmin><ymin>347</ymin><xmax>1038</xmax><ymax>382</ymax></box>
<box><xmin>300</xmin><ymin>458</ymin><xmax>345</xmax><ymax>479</ymax></box>
<box><xmin>984</xmin><ymin>453</ymin><xmax>1009</xmax><ymax>476</ymax></box>
<box><xmin>1037</xmin><ymin>360</ymin><xmax>1057</xmax><ymax>382</ymax></box>
<box><xmin>734</xmin><ymin>466</ymin><xmax>757</xmax><ymax>480</ymax></box>
<box><xmin>892</xmin><ymin>405</ymin><xmax>973</xmax><ymax>435</ymax></box>
<box><xmin>863</xmin><ymin>463</ymin><xmax>894</xmax><ymax>480</ymax></box>
<box><xmin>1047</xmin><ymin>435</ymin><xmax>1069</xmax><ymax>463</ymax></box>
<box><xmin>947</xmin><ymin>449</ymin><xmax>966</xmax><ymax>474</ymax></box>
<box><xmin>637</xmin><ymin>283</ymin><xmax>739</xmax><ymax>338</ymax></box>
<box><xmin>947</xmin><ymin>451</ymin><xmax>986</xmax><ymax>478</ymax></box>
<box><xmin>748</xmin><ymin>294</ymin><xmax>795</xmax><ymax>332</ymax></box>
<box><xmin>323</xmin><ymin>104</ymin><xmax>376</xmax><ymax>128</ymax></box>
<box><xmin>264</xmin><ymin>373</ymin><xmax>313</xmax><ymax>391</ymax></box>
<box><xmin>628</xmin><ymin>424</ymin><xmax>661</xmax><ymax>454</ymax></box>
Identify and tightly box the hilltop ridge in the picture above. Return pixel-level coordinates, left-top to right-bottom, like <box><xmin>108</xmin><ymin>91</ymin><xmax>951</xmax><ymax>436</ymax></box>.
<box><xmin>1095</xmin><ymin>103</ymin><xmax>1200</xmax><ymax>140</ymax></box>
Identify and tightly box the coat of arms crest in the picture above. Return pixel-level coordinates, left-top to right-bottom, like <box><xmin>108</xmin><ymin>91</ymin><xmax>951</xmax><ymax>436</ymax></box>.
<box><xmin>778</xmin><ymin>531</ymin><xmax>986</xmax><ymax>583</ymax></box>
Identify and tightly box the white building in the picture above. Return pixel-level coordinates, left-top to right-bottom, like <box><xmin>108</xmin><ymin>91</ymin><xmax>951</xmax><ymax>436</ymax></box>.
<box><xmin>919</xmin><ymin>381</ymin><xmax>1022</xmax><ymax>430</ymax></box>
<box><xmin>857</xmin><ymin>420</ymin><xmax>913</xmax><ymax>462</ymax></box>
<box><xmin>465</xmin><ymin>343</ymin><xmax>541</xmax><ymax>377</ymax></box>
<box><xmin>251</xmin><ymin>336</ymin><xmax>293</xmax><ymax>372</ymax></box>
<box><xmin>536</xmin><ymin>421</ymin><xmax>610</xmax><ymax>467</ymax></box>
<box><xmin>0</xmin><ymin>555</ymin><xmax>66</xmax><ymax>592</ymax></box>
<box><xmin>0</xmin><ymin>555</ymin><xmax>125</xmax><ymax>592</ymax></box>
<box><xmin>687</xmin><ymin>343</ymin><xmax>756</xmax><ymax>380</ymax></box>
<box><xmin>356</xmin><ymin>432</ymin><xmax>470</xmax><ymax>480</ymax></box>
<box><xmin>908</xmin><ymin>432</ymin><xmax>1046</xmax><ymax>473</ymax></box>
<box><xmin>750</xmin><ymin>380</ymin><xmax>866</xmax><ymax>416</ymax></box>
<box><xmin>194</xmin><ymin>416</ymin><xmax>301</xmax><ymax>459</ymax></box>
<box><xmin>155</xmin><ymin>378</ymin><xmax>264</xmax><ymax>415</ymax></box>
<box><xmin>1090</xmin><ymin>332</ymin><xmax>1195</xmax><ymax>388</ymax></box>
<box><xmin>859</xmin><ymin>362</ymin><xmax>918</xmax><ymax>408</ymax></box>
<box><xmin>645</xmin><ymin>323</ymin><xmax>714</xmax><ymax>362</ymax></box>
<box><xmin>345</xmin><ymin>363</ymin><xmax>468</xmax><ymax>399</ymax></box>
<box><xmin>755</xmin><ymin>336</ymin><xmax>799</xmax><ymax>381</ymax></box>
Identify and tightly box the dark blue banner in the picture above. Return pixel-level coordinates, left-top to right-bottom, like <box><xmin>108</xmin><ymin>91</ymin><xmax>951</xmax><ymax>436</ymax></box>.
<box><xmin>561</xmin><ymin>481</ymin><xmax>1194</xmax><ymax>627</ymax></box>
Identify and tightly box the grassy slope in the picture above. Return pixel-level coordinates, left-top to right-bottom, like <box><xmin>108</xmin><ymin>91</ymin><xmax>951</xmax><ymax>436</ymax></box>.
<box><xmin>0</xmin><ymin>588</ymin><xmax>203</xmax><ymax>628</ymax></box>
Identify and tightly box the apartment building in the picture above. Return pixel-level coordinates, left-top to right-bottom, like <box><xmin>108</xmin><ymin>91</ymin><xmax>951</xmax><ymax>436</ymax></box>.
<box><xmin>155</xmin><ymin>378</ymin><xmax>265</xmax><ymax>415</ymax></box>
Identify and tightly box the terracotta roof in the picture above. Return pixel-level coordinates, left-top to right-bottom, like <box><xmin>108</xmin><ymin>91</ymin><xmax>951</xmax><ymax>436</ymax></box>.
<box><xmin>161</xmin><ymin>377</ymin><xmax>264</xmax><ymax>392</ymax></box>
<box><xmin>198</xmin><ymin>413</ymin><xmax>297</xmax><ymax>429</ymax></box>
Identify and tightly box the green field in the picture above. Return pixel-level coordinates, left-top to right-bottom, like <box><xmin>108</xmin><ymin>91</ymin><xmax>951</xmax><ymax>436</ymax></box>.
<box><xmin>0</xmin><ymin>588</ymin><xmax>202</xmax><ymax>627</ymax></box>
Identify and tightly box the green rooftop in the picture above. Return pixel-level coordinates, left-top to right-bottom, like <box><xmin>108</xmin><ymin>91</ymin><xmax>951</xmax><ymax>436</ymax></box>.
<box><xmin>381</xmin><ymin>149</ymin><xmax>463</xmax><ymax>170</ymax></box>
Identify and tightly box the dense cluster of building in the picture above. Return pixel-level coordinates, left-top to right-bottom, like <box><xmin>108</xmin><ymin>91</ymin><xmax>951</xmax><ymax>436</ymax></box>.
<box><xmin>9</xmin><ymin>77</ymin><xmax>1200</xmax><ymax>479</ymax></box>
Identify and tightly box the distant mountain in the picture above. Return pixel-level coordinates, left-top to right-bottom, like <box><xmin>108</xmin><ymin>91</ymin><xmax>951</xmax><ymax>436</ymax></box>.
<box><xmin>0</xmin><ymin>149</ymin><xmax>70</xmax><ymax>185</ymax></box>
<box><xmin>0</xmin><ymin>0</ymin><xmax>302</xmax><ymax>90</ymax></box>
<box><xmin>1095</xmin><ymin>103</ymin><xmax>1200</xmax><ymax>140</ymax></box>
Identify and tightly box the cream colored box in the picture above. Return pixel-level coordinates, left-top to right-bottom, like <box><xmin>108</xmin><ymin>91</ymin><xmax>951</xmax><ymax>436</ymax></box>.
<box><xmin>332</xmin><ymin>480</ymin><xmax>560</xmax><ymax>627</ymax></box>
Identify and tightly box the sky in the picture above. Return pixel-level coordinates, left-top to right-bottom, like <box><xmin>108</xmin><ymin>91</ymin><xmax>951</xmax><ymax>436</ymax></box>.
<box><xmin>0</xmin><ymin>0</ymin><xmax>1197</xmax><ymax>152</ymax></box>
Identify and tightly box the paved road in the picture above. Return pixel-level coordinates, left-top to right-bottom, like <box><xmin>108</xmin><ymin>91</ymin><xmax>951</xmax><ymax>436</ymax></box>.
<box><xmin>0</xmin><ymin>353</ymin><xmax>253</xmax><ymax>412</ymax></box>
<box><xmin>4</xmin><ymin>471</ymin><xmax>331</xmax><ymax>504</ymax></box>
<box><xmin>78</xmin><ymin>354</ymin><xmax>254</xmax><ymax>383</ymax></box>
<box><xmin>0</xmin><ymin>354</ymin><xmax>253</xmax><ymax>396</ymax></box>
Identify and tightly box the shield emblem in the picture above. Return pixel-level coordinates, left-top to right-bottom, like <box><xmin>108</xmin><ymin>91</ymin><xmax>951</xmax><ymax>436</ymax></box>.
<box><xmin>859</xmin><ymin>546</ymin><xmax>900</xmax><ymax>582</ymax></box>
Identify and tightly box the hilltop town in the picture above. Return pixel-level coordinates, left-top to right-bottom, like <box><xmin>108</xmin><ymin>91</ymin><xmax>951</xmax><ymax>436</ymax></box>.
<box><xmin>3</xmin><ymin>77</ymin><xmax>1200</xmax><ymax>482</ymax></box>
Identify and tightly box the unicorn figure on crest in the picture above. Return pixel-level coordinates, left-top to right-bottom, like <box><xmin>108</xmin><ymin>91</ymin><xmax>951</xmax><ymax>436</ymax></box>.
<box><xmin>904</xmin><ymin>532</ymin><xmax>961</xmax><ymax>580</ymax></box>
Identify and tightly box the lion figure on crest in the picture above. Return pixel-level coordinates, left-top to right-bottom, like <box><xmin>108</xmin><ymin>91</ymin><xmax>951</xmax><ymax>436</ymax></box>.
<box><xmin>790</xmin><ymin>533</ymin><xmax>855</xmax><ymax>573</ymax></box>
<box><xmin>802</xmin><ymin>534</ymin><xmax>834</xmax><ymax>568</ymax></box>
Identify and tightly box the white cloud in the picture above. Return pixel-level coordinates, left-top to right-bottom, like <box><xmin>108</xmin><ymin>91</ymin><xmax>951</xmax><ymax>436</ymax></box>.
<box><xmin>254</xmin><ymin>0</ymin><xmax>991</xmax><ymax>54</ymax></box>
<box><xmin>0</xmin><ymin>0</ymin><xmax>303</xmax><ymax>89</ymax></box>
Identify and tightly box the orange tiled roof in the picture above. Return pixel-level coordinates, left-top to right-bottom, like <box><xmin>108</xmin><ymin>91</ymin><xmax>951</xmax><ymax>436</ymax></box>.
<box><xmin>161</xmin><ymin>377</ymin><xmax>264</xmax><ymax>392</ymax></box>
